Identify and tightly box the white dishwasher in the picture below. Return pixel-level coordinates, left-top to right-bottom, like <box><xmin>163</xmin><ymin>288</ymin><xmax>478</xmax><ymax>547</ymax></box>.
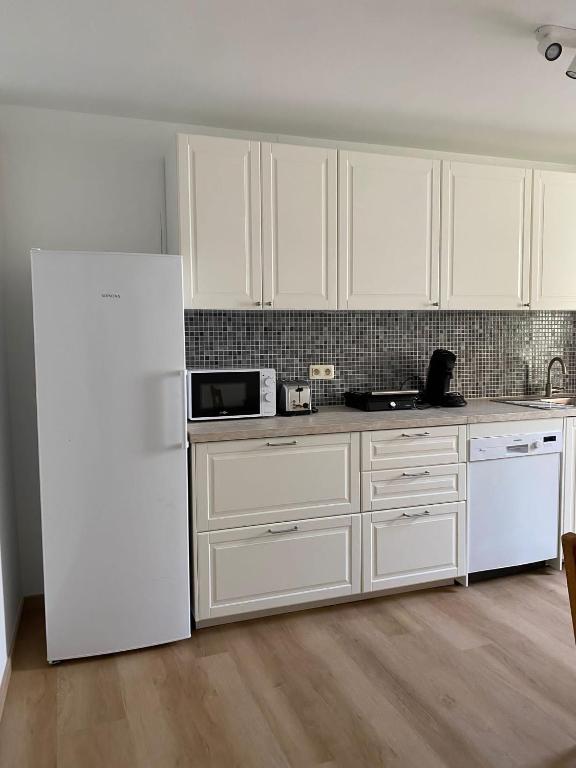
<box><xmin>468</xmin><ymin>430</ymin><xmax>562</xmax><ymax>574</ymax></box>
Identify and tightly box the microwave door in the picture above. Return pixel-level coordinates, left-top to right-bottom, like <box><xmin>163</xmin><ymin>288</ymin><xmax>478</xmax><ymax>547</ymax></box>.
<box><xmin>191</xmin><ymin>371</ymin><xmax>261</xmax><ymax>419</ymax></box>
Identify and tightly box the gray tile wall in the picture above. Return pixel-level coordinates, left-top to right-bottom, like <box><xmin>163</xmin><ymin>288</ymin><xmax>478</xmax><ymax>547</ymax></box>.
<box><xmin>185</xmin><ymin>310</ymin><xmax>576</xmax><ymax>406</ymax></box>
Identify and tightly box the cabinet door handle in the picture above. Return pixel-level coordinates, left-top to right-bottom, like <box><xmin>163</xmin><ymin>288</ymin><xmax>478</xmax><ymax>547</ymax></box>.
<box><xmin>400</xmin><ymin>432</ymin><xmax>430</xmax><ymax>438</ymax></box>
<box><xmin>402</xmin><ymin>510</ymin><xmax>431</xmax><ymax>518</ymax></box>
<box><xmin>401</xmin><ymin>470</ymin><xmax>431</xmax><ymax>478</ymax></box>
<box><xmin>266</xmin><ymin>440</ymin><xmax>298</xmax><ymax>447</ymax></box>
<box><xmin>267</xmin><ymin>525</ymin><xmax>299</xmax><ymax>534</ymax></box>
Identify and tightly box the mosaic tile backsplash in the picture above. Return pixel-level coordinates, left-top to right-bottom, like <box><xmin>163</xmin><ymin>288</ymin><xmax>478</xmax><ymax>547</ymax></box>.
<box><xmin>184</xmin><ymin>310</ymin><xmax>576</xmax><ymax>406</ymax></box>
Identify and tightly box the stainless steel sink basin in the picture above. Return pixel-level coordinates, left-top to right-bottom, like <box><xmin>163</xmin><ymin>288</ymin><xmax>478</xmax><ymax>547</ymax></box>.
<box><xmin>493</xmin><ymin>394</ymin><xmax>576</xmax><ymax>409</ymax></box>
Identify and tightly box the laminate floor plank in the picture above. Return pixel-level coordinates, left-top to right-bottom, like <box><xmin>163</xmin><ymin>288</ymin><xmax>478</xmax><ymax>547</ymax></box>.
<box><xmin>2</xmin><ymin>568</ymin><xmax>576</xmax><ymax>768</ymax></box>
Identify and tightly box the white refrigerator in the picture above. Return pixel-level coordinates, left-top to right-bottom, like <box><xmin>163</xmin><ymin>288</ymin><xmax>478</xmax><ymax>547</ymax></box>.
<box><xmin>31</xmin><ymin>250</ymin><xmax>191</xmax><ymax>662</ymax></box>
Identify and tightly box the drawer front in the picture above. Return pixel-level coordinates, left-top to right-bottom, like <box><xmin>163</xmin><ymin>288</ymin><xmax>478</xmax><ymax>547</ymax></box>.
<box><xmin>197</xmin><ymin>515</ymin><xmax>361</xmax><ymax>619</ymax></box>
<box><xmin>361</xmin><ymin>425</ymin><xmax>466</xmax><ymax>471</ymax></box>
<box><xmin>363</xmin><ymin>502</ymin><xmax>465</xmax><ymax>591</ymax></box>
<box><xmin>194</xmin><ymin>433</ymin><xmax>360</xmax><ymax>531</ymax></box>
<box><xmin>362</xmin><ymin>463</ymin><xmax>466</xmax><ymax>511</ymax></box>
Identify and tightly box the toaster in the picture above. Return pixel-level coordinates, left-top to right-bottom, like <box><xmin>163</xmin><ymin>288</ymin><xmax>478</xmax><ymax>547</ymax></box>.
<box><xmin>277</xmin><ymin>379</ymin><xmax>313</xmax><ymax>416</ymax></box>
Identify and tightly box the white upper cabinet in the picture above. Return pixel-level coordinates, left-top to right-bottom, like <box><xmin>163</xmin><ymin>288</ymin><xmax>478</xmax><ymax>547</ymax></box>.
<box><xmin>178</xmin><ymin>134</ymin><xmax>262</xmax><ymax>309</ymax></box>
<box><xmin>440</xmin><ymin>161</ymin><xmax>531</xmax><ymax>310</ymax></box>
<box><xmin>338</xmin><ymin>152</ymin><xmax>440</xmax><ymax>310</ymax></box>
<box><xmin>262</xmin><ymin>143</ymin><xmax>337</xmax><ymax>309</ymax></box>
<box><xmin>531</xmin><ymin>170</ymin><xmax>576</xmax><ymax>310</ymax></box>
<box><xmin>177</xmin><ymin>132</ymin><xmax>576</xmax><ymax>312</ymax></box>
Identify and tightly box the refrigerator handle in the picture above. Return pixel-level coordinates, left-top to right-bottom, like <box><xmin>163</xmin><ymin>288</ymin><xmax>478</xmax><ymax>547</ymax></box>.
<box><xmin>181</xmin><ymin>370</ymin><xmax>188</xmax><ymax>449</ymax></box>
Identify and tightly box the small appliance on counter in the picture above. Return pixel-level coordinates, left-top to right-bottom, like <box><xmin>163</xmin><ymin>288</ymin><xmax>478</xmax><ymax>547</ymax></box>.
<box><xmin>344</xmin><ymin>389</ymin><xmax>419</xmax><ymax>412</ymax></box>
<box><xmin>420</xmin><ymin>349</ymin><xmax>467</xmax><ymax>408</ymax></box>
<box><xmin>277</xmin><ymin>379</ymin><xmax>313</xmax><ymax>416</ymax></box>
<box><xmin>187</xmin><ymin>368</ymin><xmax>276</xmax><ymax>420</ymax></box>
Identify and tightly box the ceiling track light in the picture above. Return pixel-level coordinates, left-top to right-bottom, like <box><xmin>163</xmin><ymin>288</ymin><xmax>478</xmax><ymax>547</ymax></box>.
<box><xmin>535</xmin><ymin>25</ymin><xmax>576</xmax><ymax>78</ymax></box>
<box><xmin>567</xmin><ymin>53</ymin><xmax>576</xmax><ymax>79</ymax></box>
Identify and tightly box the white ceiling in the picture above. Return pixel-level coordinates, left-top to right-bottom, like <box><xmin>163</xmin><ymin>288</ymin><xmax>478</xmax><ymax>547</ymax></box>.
<box><xmin>2</xmin><ymin>0</ymin><xmax>576</xmax><ymax>160</ymax></box>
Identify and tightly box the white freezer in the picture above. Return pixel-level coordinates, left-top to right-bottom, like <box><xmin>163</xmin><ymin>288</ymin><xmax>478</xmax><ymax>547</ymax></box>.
<box><xmin>31</xmin><ymin>250</ymin><xmax>190</xmax><ymax>661</ymax></box>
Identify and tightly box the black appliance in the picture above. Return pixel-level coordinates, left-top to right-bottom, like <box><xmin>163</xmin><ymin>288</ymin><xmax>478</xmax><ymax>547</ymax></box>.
<box><xmin>421</xmin><ymin>349</ymin><xmax>467</xmax><ymax>407</ymax></box>
<box><xmin>344</xmin><ymin>389</ymin><xmax>419</xmax><ymax>412</ymax></box>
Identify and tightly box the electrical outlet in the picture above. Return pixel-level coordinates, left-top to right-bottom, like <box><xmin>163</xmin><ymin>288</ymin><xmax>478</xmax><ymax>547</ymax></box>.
<box><xmin>309</xmin><ymin>364</ymin><xmax>335</xmax><ymax>380</ymax></box>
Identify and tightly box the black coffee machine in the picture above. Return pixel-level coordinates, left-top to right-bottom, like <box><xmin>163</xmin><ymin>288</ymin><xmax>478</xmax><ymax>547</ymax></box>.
<box><xmin>421</xmin><ymin>349</ymin><xmax>467</xmax><ymax>408</ymax></box>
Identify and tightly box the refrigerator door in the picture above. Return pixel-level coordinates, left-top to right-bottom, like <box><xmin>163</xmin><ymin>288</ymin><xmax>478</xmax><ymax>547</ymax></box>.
<box><xmin>31</xmin><ymin>250</ymin><xmax>190</xmax><ymax>661</ymax></box>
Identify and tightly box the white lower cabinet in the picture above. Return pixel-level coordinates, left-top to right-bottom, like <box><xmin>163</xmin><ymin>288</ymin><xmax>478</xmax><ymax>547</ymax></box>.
<box><xmin>362</xmin><ymin>463</ymin><xmax>466</xmax><ymax>511</ymax></box>
<box><xmin>195</xmin><ymin>433</ymin><xmax>360</xmax><ymax>531</ymax></box>
<box><xmin>196</xmin><ymin>514</ymin><xmax>362</xmax><ymax>620</ymax></box>
<box><xmin>363</xmin><ymin>503</ymin><xmax>466</xmax><ymax>592</ymax></box>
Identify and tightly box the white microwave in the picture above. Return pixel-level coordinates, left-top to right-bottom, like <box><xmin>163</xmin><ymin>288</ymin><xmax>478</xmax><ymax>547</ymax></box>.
<box><xmin>186</xmin><ymin>368</ymin><xmax>276</xmax><ymax>421</ymax></box>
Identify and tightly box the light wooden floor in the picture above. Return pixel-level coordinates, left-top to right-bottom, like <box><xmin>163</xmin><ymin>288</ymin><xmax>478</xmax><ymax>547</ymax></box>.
<box><xmin>2</xmin><ymin>569</ymin><xmax>576</xmax><ymax>767</ymax></box>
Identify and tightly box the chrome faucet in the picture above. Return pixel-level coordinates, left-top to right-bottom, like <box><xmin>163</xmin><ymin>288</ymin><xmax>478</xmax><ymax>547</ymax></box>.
<box><xmin>545</xmin><ymin>356</ymin><xmax>567</xmax><ymax>398</ymax></box>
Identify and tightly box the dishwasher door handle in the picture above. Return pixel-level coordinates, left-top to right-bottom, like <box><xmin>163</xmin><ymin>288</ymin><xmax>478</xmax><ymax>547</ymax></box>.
<box><xmin>506</xmin><ymin>444</ymin><xmax>529</xmax><ymax>453</ymax></box>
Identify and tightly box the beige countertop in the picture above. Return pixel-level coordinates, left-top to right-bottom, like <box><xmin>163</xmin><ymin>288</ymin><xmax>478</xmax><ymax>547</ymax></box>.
<box><xmin>186</xmin><ymin>399</ymin><xmax>576</xmax><ymax>443</ymax></box>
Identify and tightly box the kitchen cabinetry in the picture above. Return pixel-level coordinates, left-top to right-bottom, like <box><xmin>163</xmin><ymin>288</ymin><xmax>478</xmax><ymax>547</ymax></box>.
<box><xmin>178</xmin><ymin>133</ymin><xmax>576</xmax><ymax>312</ymax></box>
<box><xmin>563</xmin><ymin>418</ymin><xmax>576</xmax><ymax>536</ymax></box>
<box><xmin>262</xmin><ymin>142</ymin><xmax>337</xmax><ymax>309</ymax></box>
<box><xmin>194</xmin><ymin>433</ymin><xmax>360</xmax><ymax>531</ymax></box>
<box><xmin>196</xmin><ymin>514</ymin><xmax>361</xmax><ymax>620</ymax></box>
<box><xmin>362</xmin><ymin>502</ymin><xmax>465</xmax><ymax>592</ymax></box>
<box><xmin>177</xmin><ymin>134</ymin><xmax>262</xmax><ymax>309</ymax></box>
<box><xmin>440</xmin><ymin>161</ymin><xmax>531</xmax><ymax>310</ymax></box>
<box><xmin>338</xmin><ymin>151</ymin><xmax>440</xmax><ymax>310</ymax></box>
<box><xmin>178</xmin><ymin>134</ymin><xmax>337</xmax><ymax>310</ymax></box>
<box><xmin>361</xmin><ymin>425</ymin><xmax>466</xmax><ymax>471</ymax></box>
<box><xmin>531</xmin><ymin>170</ymin><xmax>576</xmax><ymax>310</ymax></box>
<box><xmin>191</xmin><ymin>421</ymin><xmax>469</xmax><ymax>623</ymax></box>
<box><xmin>361</xmin><ymin>463</ymin><xmax>466</xmax><ymax>512</ymax></box>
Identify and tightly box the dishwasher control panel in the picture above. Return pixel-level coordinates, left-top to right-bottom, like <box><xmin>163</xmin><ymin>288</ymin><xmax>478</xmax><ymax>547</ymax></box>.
<box><xmin>469</xmin><ymin>430</ymin><xmax>563</xmax><ymax>461</ymax></box>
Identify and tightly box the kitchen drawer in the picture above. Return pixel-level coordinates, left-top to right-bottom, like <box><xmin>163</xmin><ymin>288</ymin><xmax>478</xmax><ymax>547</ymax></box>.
<box><xmin>362</xmin><ymin>463</ymin><xmax>466</xmax><ymax>511</ymax></box>
<box><xmin>363</xmin><ymin>502</ymin><xmax>465</xmax><ymax>591</ymax></box>
<box><xmin>196</xmin><ymin>515</ymin><xmax>361</xmax><ymax>619</ymax></box>
<box><xmin>194</xmin><ymin>433</ymin><xmax>360</xmax><ymax>531</ymax></box>
<box><xmin>361</xmin><ymin>425</ymin><xmax>466</xmax><ymax>471</ymax></box>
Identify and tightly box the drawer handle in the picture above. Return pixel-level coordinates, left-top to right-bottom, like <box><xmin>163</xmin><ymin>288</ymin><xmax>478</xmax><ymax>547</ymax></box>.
<box><xmin>267</xmin><ymin>525</ymin><xmax>299</xmax><ymax>534</ymax></box>
<box><xmin>401</xmin><ymin>470</ymin><xmax>431</xmax><ymax>478</ymax></box>
<box><xmin>400</xmin><ymin>432</ymin><xmax>431</xmax><ymax>438</ymax></box>
<box><xmin>402</xmin><ymin>510</ymin><xmax>431</xmax><ymax>518</ymax></box>
<box><xmin>266</xmin><ymin>440</ymin><xmax>298</xmax><ymax>447</ymax></box>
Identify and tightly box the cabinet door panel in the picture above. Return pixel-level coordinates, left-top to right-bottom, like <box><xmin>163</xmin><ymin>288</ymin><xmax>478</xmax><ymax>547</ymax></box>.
<box><xmin>195</xmin><ymin>433</ymin><xmax>360</xmax><ymax>530</ymax></box>
<box><xmin>197</xmin><ymin>514</ymin><xmax>361</xmax><ymax>619</ymax></box>
<box><xmin>362</xmin><ymin>463</ymin><xmax>466</xmax><ymax>511</ymax></box>
<box><xmin>362</xmin><ymin>503</ymin><xmax>465</xmax><ymax>591</ymax></box>
<box><xmin>441</xmin><ymin>161</ymin><xmax>531</xmax><ymax>310</ymax></box>
<box><xmin>339</xmin><ymin>152</ymin><xmax>440</xmax><ymax>309</ymax></box>
<box><xmin>361</xmin><ymin>426</ymin><xmax>466</xmax><ymax>470</ymax></box>
<box><xmin>262</xmin><ymin>143</ymin><xmax>337</xmax><ymax>309</ymax></box>
<box><xmin>178</xmin><ymin>134</ymin><xmax>262</xmax><ymax>309</ymax></box>
<box><xmin>531</xmin><ymin>170</ymin><xmax>576</xmax><ymax>310</ymax></box>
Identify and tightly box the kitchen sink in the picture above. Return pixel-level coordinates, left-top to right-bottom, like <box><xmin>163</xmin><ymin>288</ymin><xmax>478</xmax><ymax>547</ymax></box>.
<box><xmin>493</xmin><ymin>394</ymin><xmax>576</xmax><ymax>409</ymax></box>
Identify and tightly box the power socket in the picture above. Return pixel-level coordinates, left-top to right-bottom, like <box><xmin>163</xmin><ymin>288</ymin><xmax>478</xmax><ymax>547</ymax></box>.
<box><xmin>309</xmin><ymin>364</ymin><xmax>335</xmax><ymax>380</ymax></box>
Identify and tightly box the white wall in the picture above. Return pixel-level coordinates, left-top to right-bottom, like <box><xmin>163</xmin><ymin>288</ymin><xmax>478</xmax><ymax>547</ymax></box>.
<box><xmin>0</xmin><ymin>105</ymin><xmax>196</xmax><ymax>593</ymax></box>
<box><xmin>0</xmin><ymin>230</ymin><xmax>21</xmax><ymax>670</ymax></box>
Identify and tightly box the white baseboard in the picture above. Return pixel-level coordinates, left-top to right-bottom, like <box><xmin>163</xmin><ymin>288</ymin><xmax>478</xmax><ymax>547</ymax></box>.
<box><xmin>0</xmin><ymin>656</ymin><xmax>12</xmax><ymax>720</ymax></box>
<box><xmin>0</xmin><ymin>597</ymin><xmax>24</xmax><ymax>722</ymax></box>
